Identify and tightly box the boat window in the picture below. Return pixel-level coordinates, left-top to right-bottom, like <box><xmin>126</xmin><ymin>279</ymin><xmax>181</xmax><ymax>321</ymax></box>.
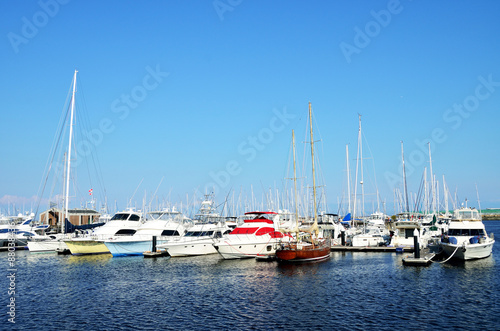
<box><xmin>448</xmin><ymin>229</ymin><xmax>461</xmax><ymax>236</ymax></box>
<box><xmin>461</xmin><ymin>229</ymin><xmax>470</xmax><ymax>236</ymax></box>
<box><xmin>185</xmin><ymin>231</ymin><xmax>214</xmax><ymax>237</ymax></box>
<box><xmin>161</xmin><ymin>230</ymin><xmax>180</xmax><ymax>236</ymax></box>
<box><xmin>214</xmin><ymin>231</ymin><xmax>222</xmax><ymax>238</ymax></box>
<box><xmin>404</xmin><ymin>229</ymin><xmax>415</xmax><ymax>238</ymax></box>
<box><xmin>230</xmin><ymin>227</ymin><xmax>258</xmax><ymax>235</ymax></box>
<box><xmin>470</xmin><ymin>229</ymin><xmax>480</xmax><ymax>236</ymax></box>
<box><xmin>115</xmin><ymin>229</ymin><xmax>136</xmax><ymax>236</ymax></box>
<box><xmin>255</xmin><ymin>227</ymin><xmax>274</xmax><ymax>236</ymax></box>
<box><xmin>128</xmin><ymin>214</ymin><xmax>141</xmax><ymax>221</ymax></box>
<box><xmin>111</xmin><ymin>213</ymin><xmax>129</xmax><ymax>221</ymax></box>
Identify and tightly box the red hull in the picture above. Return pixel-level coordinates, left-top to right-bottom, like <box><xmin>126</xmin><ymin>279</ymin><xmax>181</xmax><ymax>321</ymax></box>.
<box><xmin>276</xmin><ymin>240</ymin><xmax>330</xmax><ymax>262</ymax></box>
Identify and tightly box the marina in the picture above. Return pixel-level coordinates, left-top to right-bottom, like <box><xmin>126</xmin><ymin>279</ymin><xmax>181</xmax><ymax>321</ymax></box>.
<box><xmin>1</xmin><ymin>220</ymin><xmax>498</xmax><ymax>330</ymax></box>
<box><xmin>2</xmin><ymin>2</ymin><xmax>500</xmax><ymax>330</ymax></box>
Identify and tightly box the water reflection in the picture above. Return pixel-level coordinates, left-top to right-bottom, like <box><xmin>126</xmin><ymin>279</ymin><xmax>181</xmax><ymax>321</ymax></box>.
<box><xmin>66</xmin><ymin>253</ymin><xmax>113</xmax><ymax>265</ymax></box>
<box><xmin>277</xmin><ymin>259</ymin><xmax>325</xmax><ymax>277</ymax></box>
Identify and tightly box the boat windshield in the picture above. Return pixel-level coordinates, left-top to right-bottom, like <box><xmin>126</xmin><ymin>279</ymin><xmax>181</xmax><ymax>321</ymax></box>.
<box><xmin>456</xmin><ymin>210</ymin><xmax>480</xmax><ymax>219</ymax></box>
<box><xmin>184</xmin><ymin>231</ymin><xmax>214</xmax><ymax>237</ymax></box>
<box><xmin>161</xmin><ymin>230</ymin><xmax>182</xmax><ymax>236</ymax></box>
<box><xmin>448</xmin><ymin>228</ymin><xmax>485</xmax><ymax>236</ymax></box>
<box><xmin>110</xmin><ymin>213</ymin><xmax>130</xmax><ymax>221</ymax></box>
<box><xmin>149</xmin><ymin>212</ymin><xmax>182</xmax><ymax>221</ymax></box>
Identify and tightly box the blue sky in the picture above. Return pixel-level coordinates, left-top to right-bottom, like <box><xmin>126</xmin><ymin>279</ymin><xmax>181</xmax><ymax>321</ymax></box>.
<box><xmin>1</xmin><ymin>0</ymin><xmax>499</xmax><ymax>216</ymax></box>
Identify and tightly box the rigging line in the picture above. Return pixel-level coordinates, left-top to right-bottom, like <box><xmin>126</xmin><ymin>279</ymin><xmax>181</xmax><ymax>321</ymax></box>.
<box><xmin>430</xmin><ymin>244</ymin><xmax>459</xmax><ymax>264</ymax></box>
<box><xmin>33</xmin><ymin>87</ymin><xmax>73</xmax><ymax>219</ymax></box>
<box><xmin>413</xmin><ymin>171</ymin><xmax>425</xmax><ymax>213</ymax></box>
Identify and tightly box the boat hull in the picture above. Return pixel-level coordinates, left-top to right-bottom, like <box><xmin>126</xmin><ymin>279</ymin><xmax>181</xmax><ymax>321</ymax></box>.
<box><xmin>213</xmin><ymin>241</ymin><xmax>277</xmax><ymax>259</ymax></box>
<box><xmin>352</xmin><ymin>235</ymin><xmax>385</xmax><ymax>247</ymax></box>
<box><xmin>160</xmin><ymin>240</ymin><xmax>217</xmax><ymax>257</ymax></box>
<box><xmin>441</xmin><ymin>241</ymin><xmax>494</xmax><ymax>260</ymax></box>
<box><xmin>65</xmin><ymin>240</ymin><xmax>110</xmax><ymax>255</ymax></box>
<box><xmin>27</xmin><ymin>240</ymin><xmax>68</xmax><ymax>253</ymax></box>
<box><xmin>105</xmin><ymin>239</ymin><xmax>169</xmax><ymax>257</ymax></box>
<box><xmin>276</xmin><ymin>240</ymin><xmax>331</xmax><ymax>262</ymax></box>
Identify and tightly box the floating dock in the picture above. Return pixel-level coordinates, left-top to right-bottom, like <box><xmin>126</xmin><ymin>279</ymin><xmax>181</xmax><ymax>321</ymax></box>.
<box><xmin>143</xmin><ymin>249</ymin><xmax>170</xmax><ymax>258</ymax></box>
<box><xmin>330</xmin><ymin>246</ymin><xmax>414</xmax><ymax>253</ymax></box>
<box><xmin>402</xmin><ymin>252</ymin><xmax>436</xmax><ymax>266</ymax></box>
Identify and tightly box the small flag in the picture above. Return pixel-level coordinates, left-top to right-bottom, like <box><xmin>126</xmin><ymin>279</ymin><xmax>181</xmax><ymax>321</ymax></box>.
<box><xmin>89</xmin><ymin>189</ymin><xmax>93</xmax><ymax>196</ymax></box>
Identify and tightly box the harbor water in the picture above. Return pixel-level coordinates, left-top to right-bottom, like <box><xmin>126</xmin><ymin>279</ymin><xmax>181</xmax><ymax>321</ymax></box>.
<box><xmin>3</xmin><ymin>221</ymin><xmax>499</xmax><ymax>330</ymax></box>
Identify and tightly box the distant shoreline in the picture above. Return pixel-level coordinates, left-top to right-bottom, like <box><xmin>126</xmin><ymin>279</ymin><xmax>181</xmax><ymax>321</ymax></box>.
<box><xmin>482</xmin><ymin>214</ymin><xmax>500</xmax><ymax>220</ymax></box>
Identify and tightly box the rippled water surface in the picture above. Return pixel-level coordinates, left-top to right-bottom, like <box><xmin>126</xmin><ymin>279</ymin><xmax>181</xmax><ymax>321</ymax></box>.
<box><xmin>2</xmin><ymin>221</ymin><xmax>499</xmax><ymax>330</ymax></box>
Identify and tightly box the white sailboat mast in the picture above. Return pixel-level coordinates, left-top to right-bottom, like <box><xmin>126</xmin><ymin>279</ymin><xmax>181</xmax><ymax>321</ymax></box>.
<box><xmin>308</xmin><ymin>102</ymin><xmax>318</xmax><ymax>229</ymax></box>
<box><xmin>443</xmin><ymin>175</ymin><xmax>450</xmax><ymax>216</ymax></box>
<box><xmin>359</xmin><ymin>115</ymin><xmax>365</xmax><ymax>217</ymax></box>
<box><xmin>401</xmin><ymin>141</ymin><xmax>409</xmax><ymax>213</ymax></box>
<box><xmin>292</xmin><ymin>130</ymin><xmax>299</xmax><ymax>233</ymax></box>
<box><xmin>64</xmin><ymin>70</ymin><xmax>77</xmax><ymax>233</ymax></box>
<box><xmin>345</xmin><ymin>144</ymin><xmax>351</xmax><ymax>214</ymax></box>
<box><xmin>428</xmin><ymin>142</ymin><xmax>436</xmax><ymax>214</ymax></box>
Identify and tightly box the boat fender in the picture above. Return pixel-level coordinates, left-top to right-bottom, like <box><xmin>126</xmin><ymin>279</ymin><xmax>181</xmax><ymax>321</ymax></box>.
<box><xmin>448</xmin><ymin>237</ymin><xmax>457</xmax><ymax>245</ymax></box>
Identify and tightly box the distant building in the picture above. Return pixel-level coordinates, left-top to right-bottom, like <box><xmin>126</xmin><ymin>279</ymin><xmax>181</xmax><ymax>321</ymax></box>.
<box><xmin>40</xmin><ymin>207</ymin><xmax>101</xmax><ymax>229</ymax></box>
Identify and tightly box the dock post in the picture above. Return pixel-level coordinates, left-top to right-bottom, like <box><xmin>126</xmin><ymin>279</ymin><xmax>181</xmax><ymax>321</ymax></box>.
<box><xmin>341</xmin><ymin>231</ymin><xmax>345</xmax><ymax>246</ymax></box>
<box><xmin>413</xmin><ymin>229</ymin><xmax>420</xmax><ymax>259</ymax></box>
<box><xmin>152</xmin><ymin>236</ymin><xmax>157</xmax><ymax>252</ymax></box>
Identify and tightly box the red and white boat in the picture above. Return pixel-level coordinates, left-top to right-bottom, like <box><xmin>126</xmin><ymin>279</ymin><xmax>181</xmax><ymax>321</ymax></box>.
<box><xmin>213</xmin><ymin>211</ymin><xmax>292</xmax><ymax>260</ymax></box>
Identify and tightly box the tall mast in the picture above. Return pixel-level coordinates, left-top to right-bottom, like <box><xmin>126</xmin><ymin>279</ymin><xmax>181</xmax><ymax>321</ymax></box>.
<box><xmin>308</xmin><ymin>102</ymin><xmax>318</xmax><ymax>234</ymax></box>
<box><xmin>64</xmin><ymin>70</ymin><xmax>77</xmax><ymax>233</ymax></box>
<box><xmin>401</xmin><ymin>141</ymin><xmax>409</xmax><ymax>214</ymax></box>
<box><xmin>443</xmin><ymin>175</ymin><xmax>449</xmax><ymax>215</ymax></box>
<box><xmin>359</xmin><ymin>115</ymin><xmax>365</xmax><ymax>217</ymax></box>
<box><xmin>428</xmin><ymin>142</ymin><xmax>436</xmax><ymax>214</ymax></box>
<box><xmin>423</xmin><ymin>167</ymin><xmax>428</xmax><ymax>214</ymax></box>
<box><xmin>345</xmin><ymin>144</ymin><xmax>351</xmax><ymax>215</ymax></box>
<box><xmin>292</xmin><ymin>130</ymin><xmax>299</xmax><ymax>233</ymax></box>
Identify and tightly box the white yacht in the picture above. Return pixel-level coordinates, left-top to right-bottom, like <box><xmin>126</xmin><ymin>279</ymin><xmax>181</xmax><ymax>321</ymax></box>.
<box><xmin>0</xmin><ymin>213</ymin><xmax>49</xmax><ymax>247</ymax></box>
<box><xmin>213</xmin><ymin>211</ymin><xmax>293</xmax><ymax>260</ymax></box>
<box><xmin>64</xmin><ymin>209</ymin><xmax>144</xmax><ymax>255</ymax></box>
<box><xmin>440</xmin><ymin>207</ymin><xmax>495</xmax><ymax>260</ymax></box>
<box><xmin>389</xmin><ymin>213</ymin><xmax>424</xmax><ymax>248</ymax></box>
<box><xmin>158</xmin><ymin>221</ymin><xmax>231</xmax><ymax>257</ymax></box>
<box><xmin>157</xmin><ymin>196</ymin><xmax>232</xmax><ymax>257</ymax></box>
<box><xmin>352</xmin><ymin>212</ymin><xmax>390</xmax><ymax>247</ymax></box>
<box><xmin>104</xmin><ymin>207</ymin><xmax>191</xmax><ymax>257</ymax></box>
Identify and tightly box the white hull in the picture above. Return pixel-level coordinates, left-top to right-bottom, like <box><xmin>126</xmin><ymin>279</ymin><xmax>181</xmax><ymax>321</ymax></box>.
<box><xmin>27</xmin><ymin>240</ymin><xmax>68</xmax><ymax>253</ymax></box>
<box><xmin>214</xmin><ymin>241</ymin><xmax>278</xmax><ymax>259</ymax></box>
<box><xmin>162</xmin><ymin>240</ymin><xmax>217</xmax><ymax>257</ymax></box>
<box><xmin>441</xmin><ymin>241</ymin><xmax>494</xmax><ymax>260</ymax></box>
<box><xmin>440</xmin><ymin>207</ymin><xmax>495</xmax><ymax>261</ymax></box>
<box><xmin>352</xmin><ymin>235</ymin><xmax>385</xmax><ymax>247</ymax></box>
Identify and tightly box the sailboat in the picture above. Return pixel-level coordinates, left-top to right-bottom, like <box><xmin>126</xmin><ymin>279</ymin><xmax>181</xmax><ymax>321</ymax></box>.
<box><xmin>27</xmin><ymin>70</ymin><xmax>104</xmax><ymax>253</ymax></box>
<box><xmin>275</xmin><ymin>102</ymin><xmax>331</xmax><ymax>263</ymax></box>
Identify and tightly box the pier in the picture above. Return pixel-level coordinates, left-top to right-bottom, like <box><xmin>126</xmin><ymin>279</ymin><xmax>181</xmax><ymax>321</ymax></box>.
<box><xmin>330</xmin><ymin>246</ymin><xmax>414</xmax><ymax>253</ymax></box>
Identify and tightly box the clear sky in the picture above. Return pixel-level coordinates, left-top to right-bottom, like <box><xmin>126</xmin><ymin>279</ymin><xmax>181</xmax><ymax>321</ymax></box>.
<box><xmin>1</xmin><ymin>0</ymin><xmax>499</xmax><ymax>216</ymax></box>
